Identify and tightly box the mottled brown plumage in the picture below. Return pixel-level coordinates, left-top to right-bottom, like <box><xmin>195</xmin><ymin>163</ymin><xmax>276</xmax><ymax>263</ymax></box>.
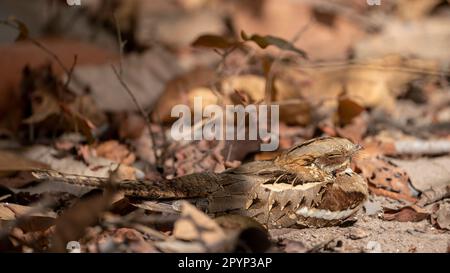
<box><xmin>32</xmin><ymin>137</ymin><xmax>368</xmax><ymax>228</ymax></box>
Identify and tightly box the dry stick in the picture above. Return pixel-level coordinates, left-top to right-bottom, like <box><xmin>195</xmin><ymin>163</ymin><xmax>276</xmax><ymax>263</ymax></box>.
<box><xmin>291</xmin><ymin>59</ymin><xmax>450</xmax><ymax>77</ymax></box>
<box><xmin>0</xmin><ymin>19</ymin><xmax>82</xmax><ymax>84</ymax></box>
<box><xmin>111</xmin><ymin>15</ymin><xmax>160</xmax><ymax>166</ymax></box>
<box><xmin>111</xmin><ymin>65</ymin><xmax>159</xmax><ymax>163</ymax></box>
<box><xmin>113</xmin><ymin>14</ymin><xmax>125</xmax><ymax>76</ymax></box>
<box><xmin>64</xmin><ymin>54</ymin><xmax>78</xmax><ymax>89</ymax></box>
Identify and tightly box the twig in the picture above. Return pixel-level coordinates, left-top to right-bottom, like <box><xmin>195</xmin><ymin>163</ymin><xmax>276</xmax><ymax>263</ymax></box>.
<box><xmin>111</xmin><ymin>14</ymin><xmax>160</xmax><ymax>167</ymax></box>
<box><xmin>291</xmin><ymin>59</ymin><xmax>450</xmax><ymax>77</ymax></box>
<box><xmin>111</xmin><ymin>65</ymin><xmax>159</xmax><ymax>164</ymax></box>
<box><xmin>64</xmin><ymin>54</ymin><xmax>78</xmax><ymax>89</ymax></box>
<box><xmin>417</xmin><ymin>185</ymin><xmax>450</xmax><ymax>206</ymax></box>
<box><xmin>113</xmin><ymin>14</ymin><xmax>126</xmax><ymax>76</ymax></box>
<box><xmin>0</xmin><ymin>19</ymin><xmax>86</xmax><ymax>88</ymax></box>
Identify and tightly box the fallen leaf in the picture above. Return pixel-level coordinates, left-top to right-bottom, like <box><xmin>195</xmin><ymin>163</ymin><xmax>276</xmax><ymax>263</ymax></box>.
<box><xmin>383</xmin><ymin>205</ymin><xmax>429</xmax><ymax>222</ymax></box>
<box><xmin>67</xmin><ymin>47</ymin><xmax>181</xmax><ymax>112</ymax></box>
<box><xmin>230</xmin><ymin>0</ymin><xmax>365</xmax><ymax>60</ymax></box>
<box><xmin>355</xmin><ymin>17</ymin><xmax>450</xmax><ymax>61</ymax></box>
<box><xmin>354</xmin><ymin>151</ymin><xmax>414</xmax><ymax>201</ymax></box>
<box><xmin>0</xmin><ymin>38</ymin><xmax>116</xmax><ymax>134</ymax></box>
<box><xmin>390</xmin><ymin>157</ymin><xmax>450</xmax><ymax>193</ymax></box>
<box><xmin>0</xmin><ymin>203</ymin><xmax>56</xmax><ymax>232</ymax></box>
<box><xmin>50</xmin><ymin>190</ymin><xmax>115</xmax><ymax>252</ymax></box>
<box><xmin>117</xmin><ymin>112</ymin><xmax>147</xmax><ymax>140</ymax></box>
<box><xmin>337</xmin><ymin>97</ymin><xmax>364</xmax><ymax>126</ymax></box>
<box><xmin>417</xmin><ymin>185</ymin><xmax>450</xmax><ymax>207</ymax></box>
<box><xmin>21</xmin><ymin>145</ymin><xmax>139</xmax><ymax>182</ymax></box>
<box><xmin>156</xmin><ymin>201</ymin><xmax>232</xmax><ymax>253</ymax></box>
<box><xmin>95</xmin><ymin>141</ymin><xmax>135</xmax><ymax>166</ymax></box>
<box><xmin>21</xmin><ymin>65</ymin><xmax>106</xmax><ymax>142</ymax></box>
<box><xmin>191</xmin><ymin>34</ymin><xmax>239</xmax><ymax>49</ymax></box>
<box><xmin>214</xmin><ymin>214</ymin><xmax>271</xmax><ymax>253</ymax></box>
<box><xmin>241</xmin><ymin>31</ymin><xmax>308</xmax><ymax>58</ymax></box>
<box><xmin>432</xmin><ymin>202</ymin><xmax>450</xmax><ymax>230</ymax></box>
<box><xmin>0</xmin><ymin>150</ymin><xmax>48</xmax><ymax>177</ymax></box>
<box><xmin>155</xmin><ymin>72</ymin><xmax>311</xmax><ymax>125</ymax></box>
<box><xmin>83</xmin><ymin>227</ymin><xmax>158</xmax><ymax>253</ymax></box>
<box><xmin>395</xmin><ymin>0</ymin><xmax>441</xmax><ymax>20</ymax></box>
<box><xmin>335</xmin><ymin>113</ymin><xmax>368</xmax><ymax>143</ymax></box>
<box><xmin>135</xmin><ymin>4</ymin><xmax>226</xmax><ymax>48</ymax></box>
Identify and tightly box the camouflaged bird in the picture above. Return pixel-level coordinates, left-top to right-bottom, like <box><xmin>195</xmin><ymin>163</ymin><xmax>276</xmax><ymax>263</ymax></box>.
<box><xmin>32</xmin><ymin>137</ymin><xmax>368</xmax><ymax>228</ymax></box>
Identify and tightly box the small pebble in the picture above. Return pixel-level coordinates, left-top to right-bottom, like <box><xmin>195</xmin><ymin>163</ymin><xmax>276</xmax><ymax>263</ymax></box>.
<box><xmin>348</xmin><ymin>228</ymin><xmax>369</xmax><ymax>240</ymax></box>
<box><xmin>366</xmin><ymin>241</ymin><xmax>383</xmax><ymax>253</ymax></box>
<box><xmin>363</xmin><ymin>200</ymin><xmax>383</xmax><ymax>216</ymax></box>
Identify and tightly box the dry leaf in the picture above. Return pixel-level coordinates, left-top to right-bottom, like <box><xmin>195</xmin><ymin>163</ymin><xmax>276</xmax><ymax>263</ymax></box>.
<box><xmin>337</xmin><ymin>98</ymin><xmax>364</xmax><ymax>126</ymax></box>
<box><xmin>241</xmin><ymin>31</ymin><xmax>308</xmax><ymax>58</ymax></box>
<box><xmin>192</xmin><ymin>34</ymin><xmax>239</xmax><ymax>49</ymax></box>
<box><xmin>417</xmin><ymin>185</ymin><xmax>450</xmax><ymax>207</ymax></box>
<box><xmin>0</xmin><ymin>150</ymin><xmax>48</xmax><ymax>177</ymax></box>
<box><xmin>67</xmin><ymin>47</ymin><xmax>181</xmax><ymax>112</ymax></box>
<box><xmin>383</xmin><ymin>205</ymin><xmax>429</xmax><ymax>222</ymax></box>
<box><xmin>155</xmin><ymin>72</ymin><xmax>311</xmax><ymax>125</ymax></box>
<box><xmin>135</xmin><ymin>3</ymin><xmax>226</xmax><ymax>48</ymax></box>
<box><xmin>230</xmin><ymin>0</ymin><xmax>365</xmax><ymax>60</ymax></box>
<box><xmin>117</xmin><ymin>112</ymin><xmax>147</xmax><ymax>140</ymax></box>
<box><xmin>432</xmin><ymin>202</ymin><xmax>450</xmax><ymax>230</ymax></box>
<box><xmin>355</xmin><ymin>18</ymin><xmax>450</xmax><ymax>61</ymax></box>
<box><xmin>50</xmin><ymin>191</ymin><xmax>114</xmax><ymax>252</ymax></box>
<box><xmin>173</xmin><ymin>201</ymin><xmax>225</xmax><ymax>241</ymax></box>
<box><xmin>95</xmin><ymin>141</ymin><xmax>135</xmax><ymax>166</ymax></box>
<box><xmin>0</xmin><ymin>203</ymin><xmax>56</xmax><ymax>232</ymax></box>
<box><xmin>214</xmin><ymin>214</ymin><xmax>271</xmax><ymax>253</ymax></box>
<box><xmin>160</xmin><ymin>201</ymin><xmax>231</xmax><ymax>253</ymax></box>
<box><xmin>0</xmin><ymin>38</ymin><xmax>116</xmax><ymax>134</ymax></box>
<box><xmin>335</xmin><ymin>113</ymin><xmax>368</xmax><ymax>143</ymax></box>
<box><xmin>21</xmin><ymin>145</ymin><xmax>139</xmax><ymax>181</ymax></box>
<box><xmin>354</xmin><ymin>150</ymin><xmax>414</xmax><ymax>201</ymax></box>
<box><xmin>395</xmin><ymin>0</ymin><xmax>441</xmax><ymax>20</ymax></box>
<box><xmin>390</xmin><ymin>157</ymin><xmax>450</xmax><ymax>193</ymax></box>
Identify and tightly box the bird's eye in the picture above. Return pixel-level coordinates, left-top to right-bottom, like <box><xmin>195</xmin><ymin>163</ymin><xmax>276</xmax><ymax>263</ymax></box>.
<box><xmin>326</xmin><ymin>154</ymin><xmax>341</xmax><ymax>159</ymax></box>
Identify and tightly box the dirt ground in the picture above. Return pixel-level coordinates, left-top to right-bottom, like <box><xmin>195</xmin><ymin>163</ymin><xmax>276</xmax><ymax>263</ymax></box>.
<box><xmin>270</xmin><ymin>196</ymin><xmax>450</xmax><ymax>253</ymax></box>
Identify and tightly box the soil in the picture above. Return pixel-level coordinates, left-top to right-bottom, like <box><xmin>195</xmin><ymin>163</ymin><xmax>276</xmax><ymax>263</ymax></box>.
<box><xmin>270</xmin><ymin>196</ymin><xmax>450</xmax><ymax>253</ymax></box>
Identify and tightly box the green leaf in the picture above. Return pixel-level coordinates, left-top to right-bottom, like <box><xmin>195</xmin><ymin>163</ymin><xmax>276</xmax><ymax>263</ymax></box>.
<box><xmin>191</xmin><ymin>34</ymin><xmax>239</xmax><ymax>49</ymax></box>
<box><xmin>241</xmin><ymin>31</ymin><xmax>308</xmax><ymax>58</ymax></box>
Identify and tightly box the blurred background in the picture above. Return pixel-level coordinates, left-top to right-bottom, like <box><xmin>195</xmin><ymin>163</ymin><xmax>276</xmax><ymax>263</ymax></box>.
<box><xmin>0</xmin><ymin>0</ymin><xmax>449</xmax><ymax>253</ymax></box>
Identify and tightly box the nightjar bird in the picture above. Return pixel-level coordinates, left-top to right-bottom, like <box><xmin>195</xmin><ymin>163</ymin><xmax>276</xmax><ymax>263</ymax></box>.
<box><xmin>32</xmin><ymin>137</ymin><xmax>368</xmax><ymax>228</ymax></box>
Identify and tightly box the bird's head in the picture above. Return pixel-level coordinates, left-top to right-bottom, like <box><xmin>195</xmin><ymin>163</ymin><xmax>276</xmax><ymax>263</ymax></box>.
<box><xmin>281</xmin><ymin>137</ymin><xmax>362</xmax><ymax>174</ymax></box>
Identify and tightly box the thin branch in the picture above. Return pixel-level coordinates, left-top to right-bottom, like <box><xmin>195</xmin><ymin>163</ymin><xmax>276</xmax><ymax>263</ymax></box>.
<box><xmin>111</xmin><ymin>65</ymin><xmax>159</xmax><ymax>164</ymax></box>
<box><xmin>64</xmin><ymin>54</ymin><xmax>78</xmax><ymax>89</ymax></box>
<box><xmin>292</xmin><ymin>59</ymin><xmax>450</xmax><ymax>76</ymax></box>
<box><xmin>111</xmin><ymin>14</ymin><xmax>160</xmax><ymax>167</ymax></box>
<box><xmin>113</xmin><ymin>14</ymin><xmax>126</xmax><ymax>76</ymax></box>
<box><xmin>1</xmin><ymin>19</ymin><xmax>86</xmax><ymax>88</ymax></box>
